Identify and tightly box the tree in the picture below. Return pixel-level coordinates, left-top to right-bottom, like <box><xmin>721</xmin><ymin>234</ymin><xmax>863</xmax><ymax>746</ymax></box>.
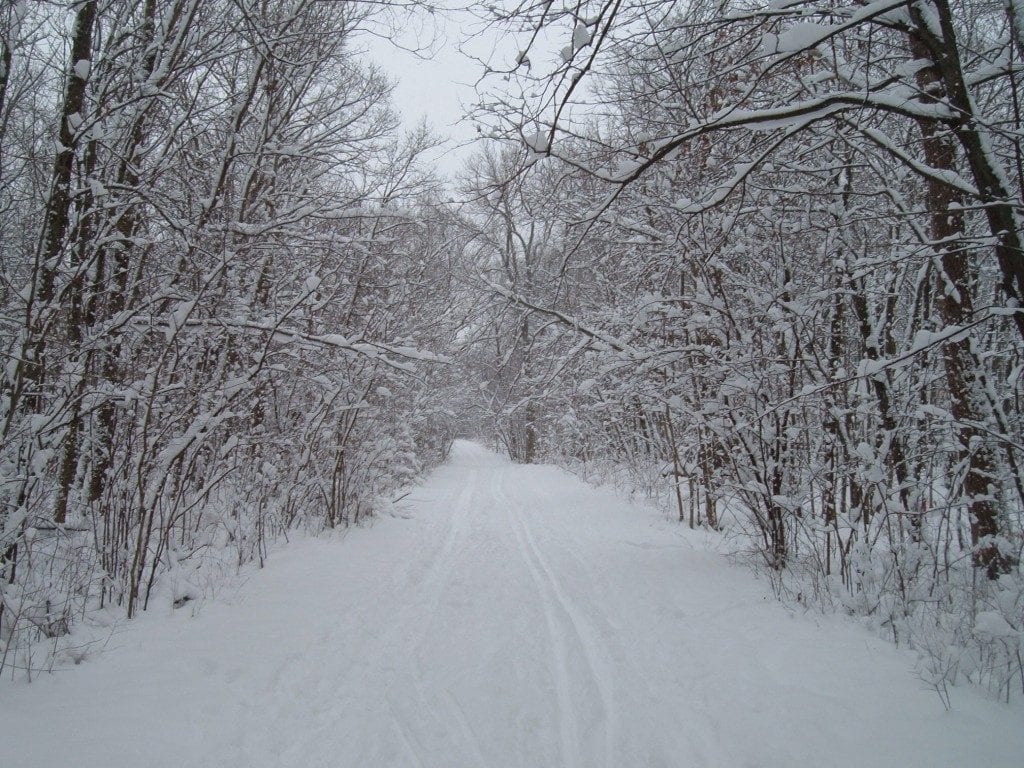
<box><xmin>0</xmin><ymin>0</ymin><xmax>459</xmax><ymax>671</ymax></box>
<box><xmin>478</xmin><ymin>0</ymin><xmax>1022</xmax><ymax>576</ymax></box>
<box><xmin>464</xmin><ymin>0</ymin><xmax>1022</xmax><ymax>695</ymax></box>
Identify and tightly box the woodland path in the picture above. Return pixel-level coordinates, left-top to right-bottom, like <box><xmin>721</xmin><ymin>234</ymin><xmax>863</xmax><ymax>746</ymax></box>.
<box><xmin>2</xmin><ymin>441</ymin><xmax>1022</xmax><ymax>767</ymax></box>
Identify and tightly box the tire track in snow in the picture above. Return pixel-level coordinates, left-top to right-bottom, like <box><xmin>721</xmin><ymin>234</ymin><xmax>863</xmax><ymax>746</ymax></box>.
<box><xmin>369</xmin><ymin>464</ymin><xmax>506</xmax><ymax>768</ymax></box>
<box><xmin>402</xmin><ymin>466</ymin><xmax>499</xmax><ymax>767</ymax></box>
<box><xmin>494</xmin><ymin>468</ymin><xmax>617</xmax><ymax>768</ymax></box>
<box><xmin>442</xmin><ymin>688</ymin><xmax>491</xmax><ymax>768</ymax></box>
<box><xmin>385</xmin><ymin>693</ymin><xmax>429</xmax><ymax>768</ymax></box>
<box><xmin>356</xmin><ymin>468</ymin><xmax>489</xmax><ymax>768</ymax></box>
<box><xmin>401</xmin><ymin>466</ymin><xmax>479</xmax><ymax>598</ymax></box>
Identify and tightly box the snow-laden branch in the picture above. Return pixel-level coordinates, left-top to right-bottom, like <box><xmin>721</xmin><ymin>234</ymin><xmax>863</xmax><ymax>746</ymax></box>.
<box><xmin>486</xmin><ymin>280</ymin><xmax>640</xmax><ymax>356</ymax></box>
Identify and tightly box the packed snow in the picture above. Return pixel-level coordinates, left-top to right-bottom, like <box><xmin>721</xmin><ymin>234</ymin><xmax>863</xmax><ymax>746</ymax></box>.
<box><xmin>2</xmin><ymin>441</ymin><xmax>1021</xmax><ymax>767</ymax></box>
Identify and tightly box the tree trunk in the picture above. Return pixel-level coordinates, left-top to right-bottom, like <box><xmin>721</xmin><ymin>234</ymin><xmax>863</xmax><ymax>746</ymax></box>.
<box><xmin>910</xmin><ymin>27</ymin><xmax>1013</xmax><ymax>578</ymax></box>
<box><xmin>910</xmin><ymin>0</ymin><xmax>1024</xmax><ymax>345</ymax></box>
<box><xmin>23</xmin><ymin>1</ymin><xmax>97</xmax><ymax>411</ymax></box>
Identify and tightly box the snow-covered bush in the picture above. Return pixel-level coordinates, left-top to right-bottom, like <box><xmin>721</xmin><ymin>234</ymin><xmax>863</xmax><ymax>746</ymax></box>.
<box><xmin>0</xmin><ymin>0</ymin><xmax>460</xmax><ymax>679</ymax></box>
<box><xmin>463</xmin><ymin>0</ymin><xmax>1024</xmax><ymax>702</ymax></box>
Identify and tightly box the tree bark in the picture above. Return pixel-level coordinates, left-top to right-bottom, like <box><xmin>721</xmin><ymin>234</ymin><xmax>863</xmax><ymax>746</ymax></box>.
<box><xmin>910</xmin><ymin>0</ymin><xmax>1024</xmax><ymax>344</ymax></box>
<box><xmin>910</xmin><ymin>25</ymin><xmax>1013</xmax><ymax>578</ymax></box>
<box><xmin>23</xmin><ymin>1</ymin><xmax>97</xmax><ymax>411</ymax></box>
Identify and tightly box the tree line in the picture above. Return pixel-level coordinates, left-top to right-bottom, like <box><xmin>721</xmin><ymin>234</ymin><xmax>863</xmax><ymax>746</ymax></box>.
<box><xmin>2</xmin><ymin>0</ymin><xmax>1021</xmax><ymax>703</ymax></box>
<box><xmin>0</xmin><ymin>0</ymin><xmax>465</xmax><ymax>675</ymax></box>
<box><xmin>468</xmin><ymin>0</ymin><xmax>1024</xmax><ymax>702</ymax></box>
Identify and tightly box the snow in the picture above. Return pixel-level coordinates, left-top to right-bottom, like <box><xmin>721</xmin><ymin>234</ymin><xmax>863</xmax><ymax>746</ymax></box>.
<box><xmin>2</xmin><ymin>441</ymin><xmax>1021</xmax><ymax>767</ymax></box>
<box><xmin>302</xmin><ymin>273</ymin><xmax>321</xmax><ymax>293</ymax></box>
<box><xmin>525</xmin><ymin>130</ymin><xmax>551</xmax><ymax>154</ymax></box>
<box><xmin>974</xmin><ymin>611</ymin><xmax>1021</xmax><ymax>641</ymax></box>
<box><xmin>776</xmin><ymin>22</ymin><xmax>830</xmax><ymax>53</ymax></box>
<box><xmin>572</xmin><ymin>24</ymin><xmax>592</xmax><ymax>52</ymax></box>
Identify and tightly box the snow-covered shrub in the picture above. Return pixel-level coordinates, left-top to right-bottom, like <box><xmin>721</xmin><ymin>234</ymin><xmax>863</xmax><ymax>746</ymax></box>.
<box><xmin>0</xmin><ymin>0</ymin><xmax>461</xmax><ymax>679</ymax></box>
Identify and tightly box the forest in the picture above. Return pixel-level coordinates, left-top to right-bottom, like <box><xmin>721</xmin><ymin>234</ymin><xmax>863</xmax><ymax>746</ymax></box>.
<box><xmin>1</xmin><ymin>0</ymin><xmax>1022</xmax><ymax>709</ymax></box>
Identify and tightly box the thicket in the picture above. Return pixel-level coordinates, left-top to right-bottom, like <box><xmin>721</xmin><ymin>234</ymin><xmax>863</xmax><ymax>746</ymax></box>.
<box><xmin>468</xmin><ymin>0</ymin><xmax>1024</xmax><ymax>703</ymax></box>
<box><xmin>0</xmin><ymin>0</ymin><xmax>459</xmax><ymax>678</ymax></box>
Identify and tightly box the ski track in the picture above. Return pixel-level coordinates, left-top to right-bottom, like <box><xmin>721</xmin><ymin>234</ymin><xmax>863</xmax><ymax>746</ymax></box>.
<box><xmin>1</xmin><ymin>440</ymin><xmax>1022</xmax><ymax>768</ymax></box>
<box><xmin>497</xmin><ymin>468</ymin><xmax>617</xmax><ymax>768</ymax></box>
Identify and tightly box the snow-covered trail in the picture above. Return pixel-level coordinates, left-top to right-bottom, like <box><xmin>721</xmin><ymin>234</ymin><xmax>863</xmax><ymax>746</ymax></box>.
<box><xmin>3</xmin><ymin>441</ymin><xmax>1021</xmax><ymax>767</ymax></box>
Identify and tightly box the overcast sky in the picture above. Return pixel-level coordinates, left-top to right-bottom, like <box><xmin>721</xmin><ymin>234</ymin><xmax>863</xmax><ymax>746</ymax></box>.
<box><xmin>361</xmin><ymin>9</ymin><xmax>491</xmax><ymax>179</ymax></box>
<box><xmin>360</xmin><ymin>5</ymin><xmax>579</xmax><ymax>183</ymax></box>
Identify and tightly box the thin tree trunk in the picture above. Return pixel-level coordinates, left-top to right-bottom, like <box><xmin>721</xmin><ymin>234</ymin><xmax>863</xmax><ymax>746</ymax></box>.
<box><xmin>23</xmin><ymin>1</ymin><xmax>97</xmax><ymax>411</ymax></box>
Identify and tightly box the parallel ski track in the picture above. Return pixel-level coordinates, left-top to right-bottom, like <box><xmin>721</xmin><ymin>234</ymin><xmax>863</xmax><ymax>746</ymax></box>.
<box><xmin>4</xmin><ymin>442</ymin><xmax>1022</xmax><ymax>768</ymax></box>
<box><xmin>495</xmin><ymin>467</ymin><xmax>618</xmax><ymax>768</ymax></box>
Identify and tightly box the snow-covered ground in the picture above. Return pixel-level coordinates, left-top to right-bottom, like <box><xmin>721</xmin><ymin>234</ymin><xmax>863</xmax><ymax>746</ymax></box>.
<box><xmin>2</xmin><ymin>441</ymin><xmax>1021</xmax><ymax>767</ymax></box>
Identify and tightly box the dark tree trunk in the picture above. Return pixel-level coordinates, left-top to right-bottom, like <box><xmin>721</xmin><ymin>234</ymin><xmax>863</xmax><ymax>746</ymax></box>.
<box><xmin>23</xmin><ymin>1</ymin><xmax>97</xmax><ymax>411</ymax></box>
<box><xmin>910</xmin><ymin>27</ymin><xmax>1013</xmax><ymax>578</ymax></box>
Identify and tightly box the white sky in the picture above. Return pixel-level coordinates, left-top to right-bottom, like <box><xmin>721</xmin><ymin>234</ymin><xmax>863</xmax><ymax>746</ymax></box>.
<box><xmin>361</xmin><ymin>8</ymin><xmax>492</xmax><ymax>179</ymax></box>
<box><xmin>360</xmin><ymin>6</ymin><xmax>575</xmax><ymax>182</ymax></box>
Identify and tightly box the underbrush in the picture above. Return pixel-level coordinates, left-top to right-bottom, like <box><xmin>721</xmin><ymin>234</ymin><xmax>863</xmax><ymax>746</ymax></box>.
<box><xmin>0</xmin><ymin>433</ymin><xmax>442</xmax><ymax>683</ymax></box>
